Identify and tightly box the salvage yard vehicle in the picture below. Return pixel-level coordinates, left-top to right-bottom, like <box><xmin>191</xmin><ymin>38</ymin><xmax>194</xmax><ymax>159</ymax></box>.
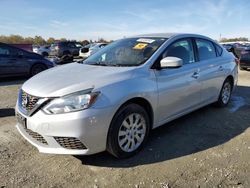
<box><xmin>50</xmin><ymin>41</ymin><xmax>83</xmax><ymax>57</ymax></box>
<box><xmin>79</xmin><ymin>43</ymin><xmax>107</xmax><ymax>58</ymax></box>
<box><xmin>239</xmin><ymin>48</ymin><xmax>250</xmax><ymax>70</ymax></box>
<box><xmin>16</xmin><ymin>33</ymin><xmax>238</xmax><ymax>158</ymax></box>
<box><xmin>33</xmin><ymin>45</ymin><xmax>51</xmax><ymax>57</ymax></box>
<box><xmin>0</xmin><ymin>42</ymin><xmax>55</xmax><ymax>78</ymax></box>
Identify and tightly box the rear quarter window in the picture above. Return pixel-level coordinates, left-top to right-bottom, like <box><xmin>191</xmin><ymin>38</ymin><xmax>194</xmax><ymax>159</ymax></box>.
<box><xmin>196</xmin><ymin>38</ymin><xmax>217</xmax><ymax>61</ymax></box>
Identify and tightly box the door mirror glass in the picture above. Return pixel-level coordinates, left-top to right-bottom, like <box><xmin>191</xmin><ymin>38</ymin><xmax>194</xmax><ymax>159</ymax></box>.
<box><xmin>160</xmin><ymin>57</ymin><xmax>183</xmax><ymax>69</ymax></box>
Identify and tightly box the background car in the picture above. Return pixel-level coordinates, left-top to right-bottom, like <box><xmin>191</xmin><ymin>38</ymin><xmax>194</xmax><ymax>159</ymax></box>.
<box><xmin>239</xmin><ymin>48</ymin><xmax>250</xmax><ymax>70</ymax></box>
<box><xmin>221</xmin><ymin>43</ymin><xmax>250</xmax><ymax>59</ymax></box>
<box><xmin>0</xmin><ymin>42</ymin><xmax>54</xmax><ymax>77</ymax></box>
<box><xmin>49</xmin><ymin>41</ymin><xmax>83</xmax><ymax>57</ymax></box>
<box><xmin>33</xmin><ymin>45</ymin><xmax>51</xmax><ymax>57</ymax></box>
<box><xmin>79</xmin><ymin>43</ymin><xmax>107</xmax><ymax>58</ymax></box>
<box><xmin>32</xmin><ymin>45</ymin><xmax>40</xmax><ymax>53</ymax></box>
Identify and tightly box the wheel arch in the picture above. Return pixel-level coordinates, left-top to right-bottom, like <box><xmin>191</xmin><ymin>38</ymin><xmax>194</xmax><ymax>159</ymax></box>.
<box><xmin>113</xmin><ymin>97</ymin><xmax>154</xmax><ymax>129</ymax></box>
<box><xmin>30</xmin><ymin>62</ymin><xmax>48</xmax><ymax>75</ymax></box>
<box><xmin>226</xmin><ymin>75</ymin><xmax>234</xmax><ymax>90</ymax></box>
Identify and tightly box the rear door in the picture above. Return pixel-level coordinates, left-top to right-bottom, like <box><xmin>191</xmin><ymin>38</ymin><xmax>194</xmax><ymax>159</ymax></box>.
<box><xmin>194</xmin><ymin>38</ymin><xmax>226</xmax><ymax>103</ymax></box>
<box><xmin>0</xmin><ymin>44</ymin><xmax>28</xmax><ymax>76</ymax></box>
<box><xmin>9</xmin><ymin>46</ymin><xmax>31</xmax><ymax>75</ymax></box>
<box><xmin>154</xmin><ymin>38</ymin><xmax>202</xmax><ymax>124</ymax></box>
<box><xmin>14</xmin><ymin>49</ymin><xmax>32</xmax><ymax>74</ymax></box>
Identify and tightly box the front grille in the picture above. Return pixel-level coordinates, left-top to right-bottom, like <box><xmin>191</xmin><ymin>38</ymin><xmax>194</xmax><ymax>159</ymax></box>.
<box><xmin>22</xmin><ymin>124</ymin><xmax>48</xmax><ymax>145</ymax></box>
<box><xmin>54</xmin><ymin>137</ymin><xmax>87</xmax><ymax>150</ymax></box>
<box><xmin>21</xmin><ymin>90</ymin><xmax>40</xmax><ymax>112</ymax></box>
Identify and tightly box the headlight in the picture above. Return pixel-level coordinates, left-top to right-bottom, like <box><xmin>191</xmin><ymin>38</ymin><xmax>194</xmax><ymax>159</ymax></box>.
<box><xmin>43</xmin><ymin>90</ymin><xmax>100</xmax><ymax>114</ymax></box>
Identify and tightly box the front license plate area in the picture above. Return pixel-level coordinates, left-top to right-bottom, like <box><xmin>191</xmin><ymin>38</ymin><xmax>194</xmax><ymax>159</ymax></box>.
<box><xmin>16</xmin><ymin>112</ymin><xmax>27</xmax><ymax>129</ymax></box>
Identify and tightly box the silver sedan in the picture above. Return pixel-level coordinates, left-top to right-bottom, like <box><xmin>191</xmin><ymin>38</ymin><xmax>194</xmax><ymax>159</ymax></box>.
<box><xmin>16</xmin><ymin>33</ymin><xmax>238</xmax><ymax>158</ymax></box>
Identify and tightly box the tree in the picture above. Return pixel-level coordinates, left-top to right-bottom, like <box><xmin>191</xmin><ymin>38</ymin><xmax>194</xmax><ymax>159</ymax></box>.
<box><xmin>8</xmin><ymin>35</ymin><xmax>24</xmax><ymax>44</ymax></box>
<box><xmin>33</xmin><ymin>36</ymin><xmax>46</xmax><ymax>45</ymax></box>
<box><xmin>98</xmin><ymin>38</ymin><xmax>108</xmax><ymax>43</ymax></box>
<box><xmin>81</xmin><ymin>40</ymin><xmax>89</xmax><ymax>46</ymax></box>
<box><xmin>60</xmin><ymin>38</ymin><xmax>67</xmax><ymax>41</ymax></box>
<box><xmin>220</xmin><ymin>37</ymin><xmax>249</xmax><ymax>42</ymax></box>
<box><xmin>47</xmin><ymin>37</ymin><xmax>56</xmax><ymax>44</ymax></box>
<box><xmin>25</xmin><ymin>37</ymin><xmax>34</xmax><ymax>44</ymax></box>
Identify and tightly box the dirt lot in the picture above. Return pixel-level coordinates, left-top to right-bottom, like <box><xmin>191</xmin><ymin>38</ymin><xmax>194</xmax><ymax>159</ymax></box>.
<box><xmin>0</xmin><ymin>70</ymin><xmax>250</xmax><ymax>188</ymax></box>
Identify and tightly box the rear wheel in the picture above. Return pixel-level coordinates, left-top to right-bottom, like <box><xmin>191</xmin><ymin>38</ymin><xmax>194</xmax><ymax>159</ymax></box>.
<box><xmin>107</xmin><ymin>104</ymin><xmax>150</xmax><ymax>158</ymax></box>
<box><xmin>215</xmin><ymin>79</ymin><xmax>232</xmax><ymax>107</ymax></box>
<box><xmin>30</xmin><ymin>64</ymin><xmax>47</xmax><ymax>76</ymax></box>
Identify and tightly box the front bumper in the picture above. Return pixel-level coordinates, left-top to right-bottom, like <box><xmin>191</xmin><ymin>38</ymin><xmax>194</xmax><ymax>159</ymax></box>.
<box><xmin>16</xmin><ymin>105</ymin><xmax>114</xmax><ymax>155</ymax></box>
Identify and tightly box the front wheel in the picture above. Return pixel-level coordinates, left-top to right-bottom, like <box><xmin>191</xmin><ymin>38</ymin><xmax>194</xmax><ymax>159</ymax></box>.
<box><xmin>215</xmin><ymin>79</ymin><xmax>232</xmax><ymax>107</ymax></box>
<box><xmin>107</xmin><ymin>104</ymin><xmax>150</xmax><ymax>158</ymax></box>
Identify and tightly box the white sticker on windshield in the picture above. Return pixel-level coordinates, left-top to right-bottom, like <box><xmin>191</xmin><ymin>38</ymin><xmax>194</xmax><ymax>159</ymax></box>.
<box><xmin>136</xmin><ymin>38</ymin><xmax>155</xmax><ymax>44</ymax></box>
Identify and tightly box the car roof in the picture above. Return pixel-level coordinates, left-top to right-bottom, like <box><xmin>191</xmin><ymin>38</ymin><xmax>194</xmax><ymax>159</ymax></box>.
<box><xmin>129</xmin><ymin>33</ymin><xmax>214</xmax><ymax>41</ymax></box>
<box><xmin>132</xmin><ymin>33</ymin><xmax>183</xmax><ymax>38</ymax></box>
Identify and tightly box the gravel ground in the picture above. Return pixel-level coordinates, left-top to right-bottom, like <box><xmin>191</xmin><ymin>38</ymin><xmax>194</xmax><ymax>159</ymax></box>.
<box><xmin>0</xmin><ymin>70</ymin><xmax>250</xmax><ymax>188</ymax></box>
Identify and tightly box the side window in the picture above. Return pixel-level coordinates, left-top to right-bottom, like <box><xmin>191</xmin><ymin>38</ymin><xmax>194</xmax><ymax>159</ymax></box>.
<box><xmin>215</xmin><ymin>44</ymin><xmax>223</xmax><ymax>56</ymax></box>
<box><xmin>196</xmin><ymin>39</ymin><xmax>217</xmax><ymax>61</ymax></box>
<box><xmin>68</xmin><ymin>42</ymin><xmax>76</xmax><ymax>48</ymax></box>
<box><xmin>163</xmin><ymin>39</ymin><xmax>195</xmax><ymax>65</ymax></box>
<box><xmin>15</xmin><ymin>49</ymin><xmax>29</xmax><ymax>57</ymax></box>
<box><xmin>0</xmin><ymin>45</ymin><xmax>10</xmax><ymax>56</ymax></box>
<box><xmin>11</xmin><ymin>48</ymin><xmax>22</xmax><ymax>56</ymax></box>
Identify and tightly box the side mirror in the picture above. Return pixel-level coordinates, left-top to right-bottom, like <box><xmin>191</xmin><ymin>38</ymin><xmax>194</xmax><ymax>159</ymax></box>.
<box><xmin>160</xmin><ymin>57</ymin><xmax>183</xmax><ymax>69</ymax></box>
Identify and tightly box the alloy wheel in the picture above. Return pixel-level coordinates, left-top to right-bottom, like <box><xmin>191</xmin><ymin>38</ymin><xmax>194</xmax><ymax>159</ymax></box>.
<box><xmin>118</xmin><ymin>113</ymin><xmax>146</xmax><ymax>152</ymax></box>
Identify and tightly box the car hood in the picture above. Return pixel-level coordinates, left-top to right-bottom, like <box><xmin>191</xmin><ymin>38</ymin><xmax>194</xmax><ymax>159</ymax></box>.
<box><xmin>22</xmin><ymin>63</ymin><xmax>135</xmax><ymax>97</ymax></box>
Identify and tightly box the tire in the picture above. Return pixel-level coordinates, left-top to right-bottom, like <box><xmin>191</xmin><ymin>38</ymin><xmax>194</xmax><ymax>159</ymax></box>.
<box><xmin>30</xmin><ymin>64</ymin><xmax>47</xmax><ymax>77</ymax></box>
<box><xmin>107</xmin><ymin>103</ymin><xmax>150</xmax><ymax>158</ymax></box>
<box><xmin>215</xmin><ymin>78</ymin><xmax>233</xmax><ymax>107</ymax></box>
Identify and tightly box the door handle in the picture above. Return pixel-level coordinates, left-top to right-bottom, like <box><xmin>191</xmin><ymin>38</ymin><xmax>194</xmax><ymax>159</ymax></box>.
<box><xmin>192</xmin><ymin>72</ymin><xmax>199</xmax><ymax>79</ymax></box>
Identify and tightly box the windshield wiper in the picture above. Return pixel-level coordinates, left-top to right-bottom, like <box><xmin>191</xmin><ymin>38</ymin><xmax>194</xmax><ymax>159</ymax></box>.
<box><xmin>83</xmin><ymin>61</ymin><xmax>139</xmax><ymax>67</ymax></box>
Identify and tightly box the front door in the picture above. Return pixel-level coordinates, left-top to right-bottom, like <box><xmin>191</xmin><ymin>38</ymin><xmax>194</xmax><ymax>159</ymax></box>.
<box><xmin>154</xmin><ymin>38</ymin><xmax>201</xmax><ymax>125</ymax></box>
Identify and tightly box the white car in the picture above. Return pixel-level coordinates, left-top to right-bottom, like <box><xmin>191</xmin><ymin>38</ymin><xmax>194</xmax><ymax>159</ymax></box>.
<box><xmin>33</xmin><ymin>45</ymin><xmax>51</xmax><ymax>57</ymax></box>
<box><xmin>79</xmin><ymin>43</ymin><xmax>107</xmax><ymax>58</ymax></box>
<box><xmin>16</xmin><ymin>33</ymin><xmax>238</xmax><ymax>158</ymax></box>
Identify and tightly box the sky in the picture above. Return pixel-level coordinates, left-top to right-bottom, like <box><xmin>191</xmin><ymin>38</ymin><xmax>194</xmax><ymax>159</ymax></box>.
<box><xmin>0</xmin><ymin>0</ymin><xmax>249</xmax><ymax>41</ymax></box>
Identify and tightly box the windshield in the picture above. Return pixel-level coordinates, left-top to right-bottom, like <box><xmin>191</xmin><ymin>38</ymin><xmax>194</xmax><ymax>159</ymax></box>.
<box><xmin>83</xmin><ymin>37</ymin><xmax>166</xmax><ymax>66</ymax></box>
